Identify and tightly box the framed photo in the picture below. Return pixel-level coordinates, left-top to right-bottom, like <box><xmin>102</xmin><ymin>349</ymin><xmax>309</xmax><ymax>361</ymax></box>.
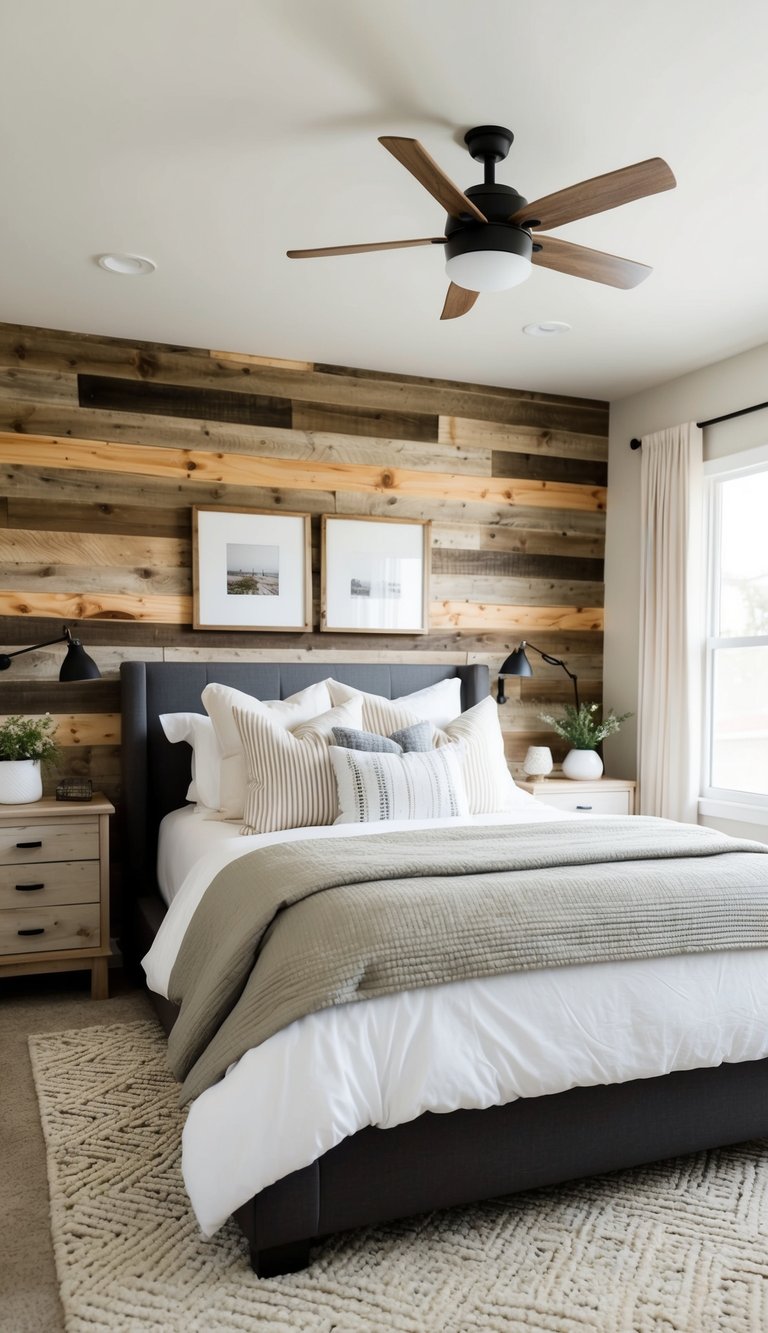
<box><xmin>193</xmin><ymin>507</ymin><xmax>311</xmax><ymax>632</ymax></box>
<box><xmin>321</xmin><ymin>515</ymin><xmax>430</xmax><ymax>634</ymax></box>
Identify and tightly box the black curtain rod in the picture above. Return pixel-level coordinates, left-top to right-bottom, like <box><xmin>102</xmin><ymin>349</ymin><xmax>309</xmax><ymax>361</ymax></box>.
<box><xmin>629</xmin><ymin>397</ymin><xmax>768</xmax><ymax>449</ymax></box>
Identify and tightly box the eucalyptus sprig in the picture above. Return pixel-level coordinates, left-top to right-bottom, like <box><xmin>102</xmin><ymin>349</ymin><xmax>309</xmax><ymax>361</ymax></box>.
<box><xmin>539</xmin><ymin>702</ymin><xmax>632</xmax><ymax>751</ymax></box>
<box><xmin>0</xmin><ymin>714</ymin><xmax>59</xmax><ymax>764</ymax></box>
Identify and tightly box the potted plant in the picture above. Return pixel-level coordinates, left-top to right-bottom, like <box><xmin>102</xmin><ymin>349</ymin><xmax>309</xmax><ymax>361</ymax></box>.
<box><xmin>538</xmin><ymin>702</ymin><xmax>632</xmax><ymax>780</ymax></box>
<box><xmin>0</xmin><ymin>714</ymin><xmax>58</xmax><ymax>804</ymax></box>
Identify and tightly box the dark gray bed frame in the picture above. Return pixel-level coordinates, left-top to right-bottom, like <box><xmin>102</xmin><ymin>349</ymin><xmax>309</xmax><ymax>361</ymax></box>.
<box><xmin>121</xmin><ymin>660</ymin><xmax>768</xmax><ymax>1277</ymax></box>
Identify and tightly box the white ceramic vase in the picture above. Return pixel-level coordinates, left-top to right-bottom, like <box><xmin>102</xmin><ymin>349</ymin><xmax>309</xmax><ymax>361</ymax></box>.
<box><xmin>561</xmin><ymin>748</ymin><xmax>603</xmax><ymax>781</ymax></box>
<box><xmin>0</xmin><ymin>758</ymin><xmax>43</xmax><ymax>804</ymax></box>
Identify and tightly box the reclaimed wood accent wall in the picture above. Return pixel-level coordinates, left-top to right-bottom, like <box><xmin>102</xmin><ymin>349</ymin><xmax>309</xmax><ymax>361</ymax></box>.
<box><xmin>0</xmin><ymin>321</ymin><xmax>607</xmax><ymax>919</ymax></box>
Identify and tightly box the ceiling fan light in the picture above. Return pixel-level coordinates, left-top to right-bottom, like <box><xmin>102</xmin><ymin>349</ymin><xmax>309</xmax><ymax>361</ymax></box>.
<box><xmin>445</xmin><ymin>249</ymin><xmax>531</xmax><ymax>293</ymax></box>
<box><xmin>444</xmin><ymin>223</ymin><xmax>533</xmax><ymax>293</ymax></box>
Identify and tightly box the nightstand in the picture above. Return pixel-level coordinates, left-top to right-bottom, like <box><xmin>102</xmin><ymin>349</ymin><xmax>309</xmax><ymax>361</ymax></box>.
<box><xmin>515</xmin><ymin>777</ymin><xmax>637</xmax><ymax>815</ymax></box>
<box><xmin>0</xmin><ymin>793</ymin><xmax>114</xmax><ymax>999</ymax></box>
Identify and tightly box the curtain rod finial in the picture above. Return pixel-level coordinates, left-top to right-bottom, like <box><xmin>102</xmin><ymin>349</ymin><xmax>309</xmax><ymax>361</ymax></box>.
<box><xmin>630</xmin><ymin>438</ymin><xmax>642</xmax><ymax>450</ymax></box>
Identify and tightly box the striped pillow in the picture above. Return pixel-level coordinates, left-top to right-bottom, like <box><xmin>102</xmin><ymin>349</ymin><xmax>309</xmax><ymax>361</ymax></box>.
<box><xmin>235</xmin><ymin>698</ymin><xmax>363</xmax><ymax>834</ymax></box>
<box><xmin>435</xmin><ymin>696</ymin><xmax>520</xmax><ymax>814</ymax></box>
<box><xmin>330</xmin><ymin>745</ymin><xmax>469</xmax><ymax>824</ymax></box>
<box><xmin>202</xmin><ymin>679</ymin><xmax>333</xmax><ymax>820</ymax></box>
<box><xmin>327</xmin><ymin>678</ymin><xmax>462</xmax><ymax>734</ymax></box>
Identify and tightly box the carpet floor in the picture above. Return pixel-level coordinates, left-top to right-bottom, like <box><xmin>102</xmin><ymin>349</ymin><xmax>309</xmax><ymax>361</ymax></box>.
<box><xmin>27</xmin><ymin>1015</ymin><xmax>768</xmax><ymax>1332</ymax></box>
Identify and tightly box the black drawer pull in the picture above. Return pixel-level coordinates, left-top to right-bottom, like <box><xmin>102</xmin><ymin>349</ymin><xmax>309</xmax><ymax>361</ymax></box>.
<box><xmin>576</xmin><ymin>804</ymin><xmax>593</xmax><ymax>811</ymax></box>
<box><xmin>16</xmin><ymin>840</ymin><xmax>42</xmax><ymax>849</ymax></box>
<box><xmin>15</xmin><ymin>883</ymin><xmax>45</xmax><ymax>892</ymax></box>
<box><xmin>17</xmin><ymin>927</ymin><xmax>45</xmax><ymax>936</ymax></box>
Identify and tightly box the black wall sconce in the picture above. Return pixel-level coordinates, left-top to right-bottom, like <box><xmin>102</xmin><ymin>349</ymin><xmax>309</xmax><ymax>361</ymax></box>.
<box><xmin>497</xmin><ymin>640</ymin><xmax>579</xmax><ymax>708</ymax></box>
<box><xmin>0</xmin><ymin>625</ymin><xmax>101</xmax><ymax>681</ymax></box>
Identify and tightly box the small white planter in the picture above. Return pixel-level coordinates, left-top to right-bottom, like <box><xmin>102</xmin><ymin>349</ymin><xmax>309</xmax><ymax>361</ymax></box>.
<box><xmin>0</xmin><ymin>758</ymin><xmax>43</xmax><ymax>804</ymax></box>
<box><xmin>561</xmin><ymin>748</ymin><xmax>604</xmax><ymax>781</ymax></box>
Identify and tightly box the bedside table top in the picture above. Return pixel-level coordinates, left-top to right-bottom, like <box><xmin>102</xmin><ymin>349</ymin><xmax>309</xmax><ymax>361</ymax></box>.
<box><xmin>515</xmin><ymin>777</ymin><xmax>636</xmax><ymax>794</ymax></box>
<box><xmin>0</xmin><ymin>793</ymin><xmax>114</xmax><ymax>819</ymax></box>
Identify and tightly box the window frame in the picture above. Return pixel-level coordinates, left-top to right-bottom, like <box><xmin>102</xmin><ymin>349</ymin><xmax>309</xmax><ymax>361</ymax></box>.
<box><xmin>701</xmin><ymin>440</ymin><xmax>768</xmax><ymax>813</ymax></box>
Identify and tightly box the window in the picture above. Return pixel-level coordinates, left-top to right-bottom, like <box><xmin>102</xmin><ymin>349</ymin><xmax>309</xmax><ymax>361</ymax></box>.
<box><xmin>703</xmin><ymin>444</ymin><xmax>768</xmax><ymax>806</ymax></box>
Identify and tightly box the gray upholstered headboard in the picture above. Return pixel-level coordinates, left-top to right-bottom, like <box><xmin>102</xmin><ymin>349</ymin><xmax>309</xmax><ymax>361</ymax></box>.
<box><xmin>120</xmin><ymin>660</ymin><xmax>490</xmax><ymax>897</ymax></box>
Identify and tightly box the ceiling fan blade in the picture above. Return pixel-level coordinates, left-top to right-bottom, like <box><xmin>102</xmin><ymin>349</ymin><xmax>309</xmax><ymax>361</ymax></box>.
<box><xmin>287</xmin><ymin>237</ymin><xmax>446</xmax><ymax>259</ymax></box>
<box><xmin>510</xmin><ymin>158</ymin><xmax>676</xmax><ymax>230</ymax></box>
<box><xmin>440</xmin><ymin>284</ymin><xmax>479</xmax><ymax>320</ymax></box>
<box><xmin>532</xmin><ymin>234</ymin><xmax>652</xmax><ymax>288</ymax></box>
<box><xmin>379</xmin><ymin>137</ymin><xmax>487</xmax><ymax>223</ymax></box>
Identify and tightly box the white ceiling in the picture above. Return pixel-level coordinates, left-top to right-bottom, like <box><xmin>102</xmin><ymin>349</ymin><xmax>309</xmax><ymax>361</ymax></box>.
<box><xmin>2</xmin><ymin>0</ymin><xmax>768</xmax><ymax>402</ymax></box>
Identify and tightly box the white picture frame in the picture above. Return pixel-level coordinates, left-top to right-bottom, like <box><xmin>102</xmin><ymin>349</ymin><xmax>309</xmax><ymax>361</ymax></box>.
<box><xmin>193</xmin><ymin>507</ymin><xmax>312</xmax><ymax>632</ymax></box>
<box><xmin>321</xmin><ymin>515</ymin><xmax>430</xmax><ymax>635</ymax></box>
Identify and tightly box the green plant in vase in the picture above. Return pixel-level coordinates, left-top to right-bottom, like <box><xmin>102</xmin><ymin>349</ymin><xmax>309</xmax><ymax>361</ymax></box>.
<box><xmin>539</xmin><ymin>702</ymin><xmax>632</xmax><ymax>780</ymax></box>
<box><xmin>0</xmin><ymin>714</ymin><xmax>59</xmax><ymax>804</ymax></box>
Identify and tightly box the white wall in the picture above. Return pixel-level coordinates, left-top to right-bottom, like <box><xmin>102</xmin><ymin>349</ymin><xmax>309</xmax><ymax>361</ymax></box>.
<box><xmin>603</xmin><ymin>339</ymin><xmax>768</xmax><ymax>841</ymax></box>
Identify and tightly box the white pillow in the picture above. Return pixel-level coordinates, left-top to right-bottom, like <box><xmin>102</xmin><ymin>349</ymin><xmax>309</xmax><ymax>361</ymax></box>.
<box><xmin>434</xmin><ymin>696</ymin><xmax>520</xmax><ymax>814</ymax></box>
<box><xmin>235</xmin><ymin>697</ymin><xmax>364</xmax><ymax>834</ymax></box>
<box><xmin>201</xmin><ymin>679</ymin><xmax>333</xmax><ymax>819</ymax></box>
<box><xmin>159</xmin><ymin>712</ymin><xmax>222</xmax><ymax>811</ymax></box>
<box><xmin>330</xmin><ymin>744</ymin><xmax>469</xmax><ymax>824</ymax></box>
<box><xmin>327</xmin><ymin>677</ymin><xmax>462</xmax><ymax>734</ymax></box>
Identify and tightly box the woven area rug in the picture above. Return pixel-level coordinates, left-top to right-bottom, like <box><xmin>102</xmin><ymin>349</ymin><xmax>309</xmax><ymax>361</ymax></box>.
<box><xmin>29</xmin><ymin>1019</ymin><xmax>768</xmax><ymax>1333</ymax></box>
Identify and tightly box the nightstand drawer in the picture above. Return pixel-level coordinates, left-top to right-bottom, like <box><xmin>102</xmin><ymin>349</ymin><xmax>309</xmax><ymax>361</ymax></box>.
<box><xmin>0</xmin><ymin>903</ymin><xmax>101</xmax><ymax>955</ymax></box>
<box><xmin>538</xmin><ymin>790</ymin><xmax>631</xmax><ymax>815</ymax></box>
<box><xmin>0</xmin><ymin>820</ymin><xmax>98</xmax><ymax>866</ymax></box>
<box><xmin>0</xmin><ymin>861</ymin><xmax>100</xmax><ymax>908</ymax></box>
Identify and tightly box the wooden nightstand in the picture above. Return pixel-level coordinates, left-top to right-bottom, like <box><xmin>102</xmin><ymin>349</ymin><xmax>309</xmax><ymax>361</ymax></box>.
<box><xmin>0</xmin><ymin>793</ymin><xmax>114</xmax><ymax>999</ymax></box>
<box><xmin>515</xmin><ymin>777</ymin><xmax>637</xmax><ymax>816</ymax></box>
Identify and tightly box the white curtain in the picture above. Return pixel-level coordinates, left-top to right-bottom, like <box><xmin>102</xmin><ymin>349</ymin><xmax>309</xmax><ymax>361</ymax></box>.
<box><xmin>637</xmin><ymin>422</ymin><xmax>703</xmax><ymax>822</ymax></box>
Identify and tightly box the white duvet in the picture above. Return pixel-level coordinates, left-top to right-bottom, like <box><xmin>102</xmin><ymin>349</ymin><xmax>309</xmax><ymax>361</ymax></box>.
<box><xmin>144</xmin><ymin>806</ymin><xmax>768</xmax><ymax>1237</ymax></box>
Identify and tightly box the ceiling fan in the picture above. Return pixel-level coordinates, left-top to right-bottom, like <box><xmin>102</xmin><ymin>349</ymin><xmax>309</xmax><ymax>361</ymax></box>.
<box><xmin>287</xmin><ymin>126</ymin><xmax>676</xmax><ymax>320</ymax></box>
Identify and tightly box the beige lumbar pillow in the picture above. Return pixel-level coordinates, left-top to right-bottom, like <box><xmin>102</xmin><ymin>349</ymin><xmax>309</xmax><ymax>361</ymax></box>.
<box><xmin>235</xmin><ymin>697</ymin><xmax>364</xmax><ymax>834</ymax></box>
<box><xmin>202</xmin><ymin>679</ymin><xmax>333</xmax><ymax>819</ymax></box>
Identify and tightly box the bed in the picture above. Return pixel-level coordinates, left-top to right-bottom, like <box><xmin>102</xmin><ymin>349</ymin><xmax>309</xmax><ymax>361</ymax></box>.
<box><xmin>121</xmin><ymin>659</ymin><xmax>768</xmax><ymax>1277</ymax></box>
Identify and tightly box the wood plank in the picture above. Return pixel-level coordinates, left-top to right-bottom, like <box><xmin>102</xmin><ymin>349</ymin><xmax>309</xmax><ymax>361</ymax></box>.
<box><xmin>431</xmin><ymin>575</ymin><xmax>605</xmax><ymax>608</ymax></box>
<box><xmin>430</xmin><ymin>522</ymin><xmax>604</xmax><ymax>560</ymax></box>
<box><xmin>430</xmin><ymin>602</ymin><xmax>603</xmax><ymax>631</ymax></box>
<box><xmin>0</xmin><ymin>328</ymin><xmax>609</xmax><ymax>434</ymax></box>
<box><xmin>491</xmin><ymin>450</ymin><xmax>607</xmax><ymax>488</ymax></box>
<box><xmin>0</xmin><ymin>529</ymin><xmax>188</xmax><ymax>568</ymax></box>
<box><xmin>439</xmin><ymin>417</ymin><xmax>609</xmax><ymax>462</ymax></box>
<box><xmin>0</xmin><ymin>713</ymin><xmax>120</xmax><ymax>745</ymax></box>
<box><xmin>78</xmin><ymin>375</ymin><xmax>293</xmax><ymax>429</ymax></box>
<box><xmin>211</xmin><ymin>350</ymin><xmax>314</xmax><ymax>372</ymax></box>
<box><xmin>4</xmin><ymin>498</ymin><xmax>189</xmax><ymax>538</ymax></box>
<box><xmin>0</xmin><ymin>367</ymin><xmax>78</xmax><ymax>407</ymax></box>
<box><xmin>0</xmin><ymin>679</ymin><xmax>119</xmax><ymax>713</ymax></box>
<box><xmin>0</xmin><ymin>564</ymin><xmax>190</xmax><ymax>597</ymax></box>
<box><xmin>334</xmin><ymin>490</ymin><xmax>606</xmax><ymax>531</ymax></box>
<box><xmin>0</xmin><ymin>432</ymin><xmax>607</xmax><ymax>512</ymax></box>
<box><xmin>0</xmin><ymin>591</ymin><xmax>190</xmax><ymax>624</ymax></box>
<box><xmin>314</xmin><ymin>361</ymin><xmax>609</xmax><ymax>414</ymax></box>
<box><xmin>1</xmin><ymin>463</ymin><xmax>335</xmax><ymax>514</ymax></box>
<box><xmin>291</xmin><ymin>400</ymin><xmax>438</xmax><ymax>444</ymax></box>
<box><xmin>0</xmin><ymin>644</ymin><xmax>162</xmax><ymax>681</ymax></box>
<box><xmin>431</xmin><ymin>548</ymin><xmax>604</xmax><ymax>583</ymax></box>
<box><xmin>0</xmin><ymin>402</ymin><xmax>490</xmax><ymax>475</ymax></box>
<box><xmin>162</xmin><ymin>646</ymin><xmax>468</xmax><ymax>666</ymax></box>
<box><xmin>0</xmin><ymin>615</ymin><xmax>603</xmax><ymax>657</ymax></box>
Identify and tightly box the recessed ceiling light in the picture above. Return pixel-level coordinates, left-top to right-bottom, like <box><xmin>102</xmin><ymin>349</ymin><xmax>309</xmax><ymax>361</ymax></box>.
<box><xmin>522</xmin><ymin>321</ymin><xmax>571</xmax><ymax>337</ymax></box>
<box><xmin>96</xmin><ymin>253</ymin><xmax>156</xmax><ymax>276</ymax></box>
